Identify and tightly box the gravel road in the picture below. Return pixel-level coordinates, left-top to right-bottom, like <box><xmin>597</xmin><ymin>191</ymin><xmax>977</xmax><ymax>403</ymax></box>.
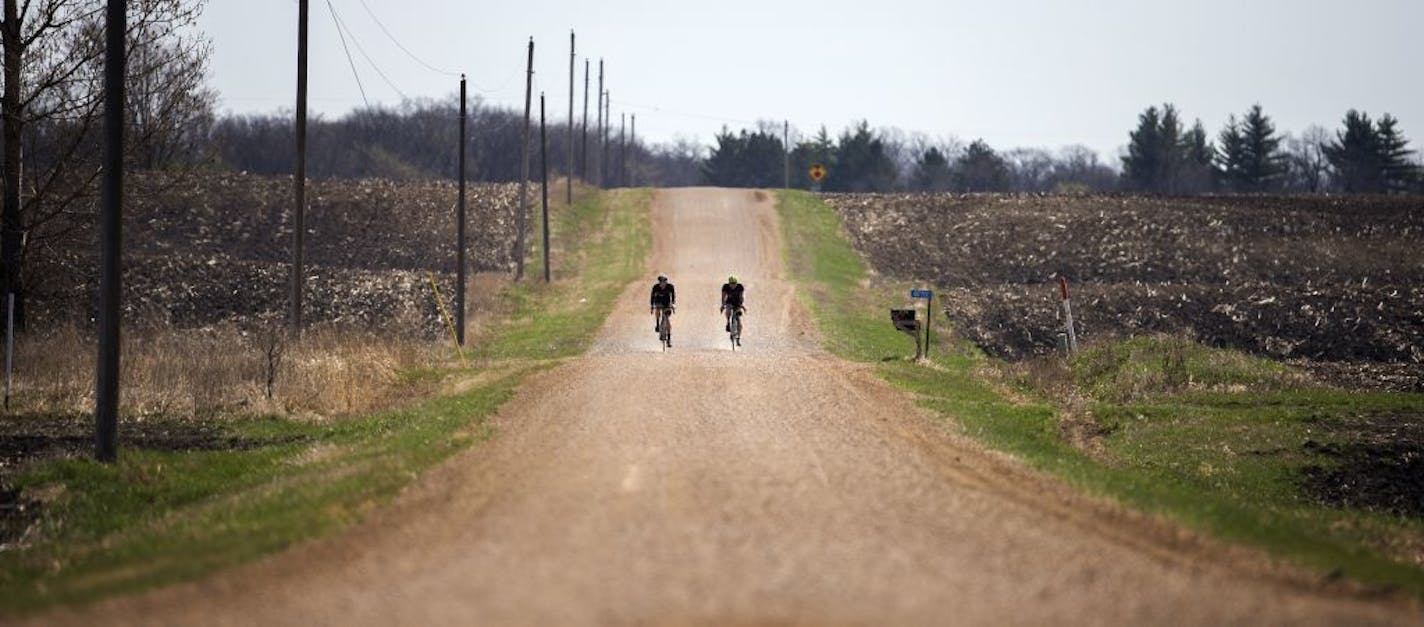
<box><xmin>31</xmin><ymin>188</ymin><xmax>1418</xmax><ymax>625</ymax></box>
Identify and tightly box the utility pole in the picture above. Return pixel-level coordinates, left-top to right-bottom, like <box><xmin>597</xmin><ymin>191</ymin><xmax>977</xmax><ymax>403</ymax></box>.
<box><xmin>456</xmin><ymin>75</ymin><xmax>467</xmax><ymax>345</ymax></box>
<box><xmin>602</xmin><ymin>90</ymin><xmax>610</xmax><ymax>188</ymax></box>
<box><xmin>630</xmin><ymin>114</ymin><xmax>636</xmax><ymax>187</ymax></box>
<box><xmin>2</xmin><ymin>0</ymin><xmax>23</xmax><ymax>332</ymax></box>
<box><xmin>580</xmin><ymin>58</ymin><xmax>589</xmax><ymax>180</ymax></box>
<box><xmin>540</xmin><ymin>94</ymin><xmax>551</xmax><ymax>283</ymax></box>
<box><xmin>291</xmin><ymin>0</ymin><xmax>309</xmax><ymax>333</ymax></box>
<box><xmin>783</xmin><ymin>120</ymin><xmax>790</xmax><ymax>189</ymax></box>
<box><xmin>566</xmin><ymin>31</ymin><xmax>574</xmax><ymax>204</ymax></box>
<box><xmin>95</xmin><ymin>0</ymin><xmax>126</xmax><ymax>463</ymax></box>
<box><xmin>595</xmin><ymin>59</ymin><xmax>603</xmax><ymax>188</ymax></box>
<box><xmin>516</xmin><ymin>37</ymin><xmax>533</xmax><ymax>281</ymax></box>
<box><xmin>619</xmin><ymin>112</ymin><xmax>626</xmax><ymax>188</ymax></box>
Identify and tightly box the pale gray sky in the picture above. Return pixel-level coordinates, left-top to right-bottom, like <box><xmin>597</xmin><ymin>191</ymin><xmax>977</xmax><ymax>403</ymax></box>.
<box><xmin>201</xmin><ymin>0</ymin><xmax>1424</xmax><ymax>160</ymax></box>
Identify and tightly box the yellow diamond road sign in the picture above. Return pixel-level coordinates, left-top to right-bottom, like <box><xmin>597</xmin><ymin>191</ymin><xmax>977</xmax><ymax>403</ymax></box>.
<box><xmin>809</xmin><ymin>164</ymin><xmax>826</xmax><ymax>183</ymax></box>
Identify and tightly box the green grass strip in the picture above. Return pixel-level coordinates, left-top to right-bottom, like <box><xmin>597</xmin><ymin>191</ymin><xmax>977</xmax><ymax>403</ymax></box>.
<box><xmin>0</xmin><ymin>189</ymin><xmax>653</xmax><ymax>615</ymax></box>
<box><xmin>774</xmin><ymin>189</ymin><xmax>1424</xmax><ymax>599</ymax></box>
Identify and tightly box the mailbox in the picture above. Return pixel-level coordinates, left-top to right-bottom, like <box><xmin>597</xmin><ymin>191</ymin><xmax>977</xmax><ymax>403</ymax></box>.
<box><xmin>890</xmin><ymin>309</ymin><xmax>919</xmax><ymax>333</ymax></box>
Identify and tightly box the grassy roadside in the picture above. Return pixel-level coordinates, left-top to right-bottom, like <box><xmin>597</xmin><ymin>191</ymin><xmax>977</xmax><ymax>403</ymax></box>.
<box><xmin>0</xmin><ymin>188</ymin><xmax>652</xmax><ymax>615</ymax></box>
<box><xmin>774</xmin><ymin>189</ymin><xmax>1424</xmax><ymax>599</ymax></box>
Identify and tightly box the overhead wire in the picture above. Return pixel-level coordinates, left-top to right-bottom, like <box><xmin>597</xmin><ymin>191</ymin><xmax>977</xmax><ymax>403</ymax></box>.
<box><xmin>326</xmin><ymin>1</ymin><xmax>782</xmax><ymax>140</ymax></box>
<box><xmin>354</xmin><ymin>0</ymin><xmax>461</xmax><ymax>77</ymax></box>
<box><xmin>327</xmin><ymin>1</ymin><xmax>409</xmax><ymax>102</ymax></box>
<box><xmin>615</xmin><ymin>99</ymin><xmax>763</xmax><ymax>128</ymax></box>
<box><xmin>326</xmin><ymin>0</ymin><xmax>370</xmax><ymax>108</ymax></box>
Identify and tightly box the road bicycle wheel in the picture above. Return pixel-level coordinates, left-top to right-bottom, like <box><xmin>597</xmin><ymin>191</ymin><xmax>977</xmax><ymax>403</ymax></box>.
<box><xmin>659</xmin><ymin>311</ymin><xmax>671</xmax><ymax>351</ymax></box>
<box><xmin>729</xmin><ymin>312</ymin><xmax>741</xmax><ymax>350</ymax></box>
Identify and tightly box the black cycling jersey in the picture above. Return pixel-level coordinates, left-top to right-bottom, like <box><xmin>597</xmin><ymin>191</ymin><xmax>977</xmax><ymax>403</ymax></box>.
<box><xmin>650</xmin><ymin>282</ymin><xmax>676</xmax><ymax>308</ymax></box>
<box><xmin>721</xmin><ymin>282</ymin><xmax>745</xmax><ymax>307</ymax></box>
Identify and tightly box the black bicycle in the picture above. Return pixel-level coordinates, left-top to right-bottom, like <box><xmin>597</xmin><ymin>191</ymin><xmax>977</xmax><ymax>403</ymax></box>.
<box><xmin>655</xmin><ymin>306</ymin><xmax>673</xmax><ymax>351</ymax></box>
<box><xmin>726</xmin><ymin>306</ymin><xmax>743</xmax><ymax>350</ymax></box>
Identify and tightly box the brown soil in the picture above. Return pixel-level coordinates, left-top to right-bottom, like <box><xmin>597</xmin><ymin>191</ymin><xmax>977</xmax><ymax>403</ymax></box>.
<box><xmin>824</xmin><ymin>193</ymin><xmax>1424</xmax><ymax>391</ymax></box>
<box><xmin>27</xmin><ymin>189</ymin><xmax>1419</xmax><ymax>625</ymax></box>
<box><xmin>1301</xmin><ymin>412</ymin><xmax>1424</xmax><ymax>518</ymax></box>
<box><xmin>30</xmin><ymin>173</ymin><xmax>526</xmax><ymax>336</ymax></box>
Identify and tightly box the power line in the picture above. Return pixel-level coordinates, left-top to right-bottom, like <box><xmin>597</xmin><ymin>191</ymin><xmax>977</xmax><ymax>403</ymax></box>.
<box><xmin>354</xmin><ymin>0</ymin><xmax>461</xmax><ymax>77</ymax></box>
<box><xmin>326</xmin><ymin>0</ymin><xmax>369</xmax><ymax>108</ymax></box>
<box><xmin>327</xmin><ymin>2</ymin><xmax>408</xmax><ymax>102</ymax></box>
<box><xmin>467</xmin><ymin>68</ymin><xmax>523</xmax><ymax>97</ymax></box>
<box><xmin>615</xmin><ymin>100</ymin><xmax>761</xmax><ymax>127</ymax></box>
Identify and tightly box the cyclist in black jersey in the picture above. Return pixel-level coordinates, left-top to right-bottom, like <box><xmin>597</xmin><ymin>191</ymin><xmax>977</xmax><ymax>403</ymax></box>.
<box><xmin>720</xmin><ymin>275</ymin><xmax>745</xmax><ymax>332</ymax></box>
<box><xmin>650</xmin><ymin>273</ymin><xmax>676</xmax><ymax>340</ymax></box>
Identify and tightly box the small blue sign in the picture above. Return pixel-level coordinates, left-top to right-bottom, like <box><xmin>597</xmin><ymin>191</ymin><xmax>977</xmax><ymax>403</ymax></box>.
<box><xmin>910</xmin><ymin>289</ymin><xmax>932</xmax><ymax>298</ymax></box>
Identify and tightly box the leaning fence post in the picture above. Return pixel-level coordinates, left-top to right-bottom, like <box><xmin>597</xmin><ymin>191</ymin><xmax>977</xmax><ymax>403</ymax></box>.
<box><xmin>1059</xmin><ymin>276</ymin><xmax>1078</xmax><ymax>354</ymax></box>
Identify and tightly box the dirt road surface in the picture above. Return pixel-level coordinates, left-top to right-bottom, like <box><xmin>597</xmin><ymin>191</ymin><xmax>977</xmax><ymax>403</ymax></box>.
<box><xmin>32</xmin><ymin>188</ymin><xmax>1418</xmax><ymax>625</ymax></box>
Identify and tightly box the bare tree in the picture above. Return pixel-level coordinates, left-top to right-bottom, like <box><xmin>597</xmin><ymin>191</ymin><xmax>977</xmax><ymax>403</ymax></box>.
<box><xmin>1284</xmin><ymin>125</ymin><xmax>1331</xmax><ymax>193</ymax></box>
<box><xmin>1053</xmin><ymin>144</ymin><xmax>1118</xmax><ymax>192</ymax></box>
<box><xmin>1004</xmin><ymin>147</ymin><xmax>1055</xmax><ymax>192</ymax></box>
<box><xmin>1</xmin><ymin>0</ymin><xmax>213</xmax><ymax>327</ymax></box>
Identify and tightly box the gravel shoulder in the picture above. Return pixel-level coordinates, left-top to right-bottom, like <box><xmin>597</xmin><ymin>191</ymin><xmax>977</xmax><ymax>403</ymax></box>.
<box><xmin>29</xmin><ymin>188</ymin><xmax>1419</xmax><ymax>625</ymax></box>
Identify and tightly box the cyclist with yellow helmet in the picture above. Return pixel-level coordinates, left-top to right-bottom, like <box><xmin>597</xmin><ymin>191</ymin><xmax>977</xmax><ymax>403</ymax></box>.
<box><xmin>720</xmin><ymin>275</ymin><xmax>745</xmax><ymax>333</ymax></box>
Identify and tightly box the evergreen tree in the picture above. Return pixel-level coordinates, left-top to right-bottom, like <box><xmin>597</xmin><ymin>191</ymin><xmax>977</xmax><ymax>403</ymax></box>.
<box><xmin>953</xmin><ymin>139</ymin><xmax>1010</xmax><ymax>192</ymax></box>
<box><xmin>700</xmin><ymin>128</ymin><xmax>746</xmax><ymax>187</ymax></box>
<box><xmin>911</xmin><ymin>146</ymin><xmax>952</xmax><ymax>192</ymax></box>
<box><xmin>1179</xmin><ymin>119</ymin><xmax>1216</xmax><ymax>193</ymax></box>
<box><xmin>1321</xmin><ymin>110</ymin><xmax>1418</xmax><ymax>193</ymax></box>
<box><xmin>1215</xmin><ymin>115</ymin><xmax>1247</xmax><ymax>189</ymax></box>
<box><xmin>700</xmin><ymin>128</ymin><xmax>784</xmax><ymax>187</ymax></box>
<box><xmin>1375</xmin><ymin>114</ymin><xmax>1419</xmax><ymax>193</ymax></box>
<box><xmin>1122</xmin><ymin>104</ymin><xmax>1185</xmax><ymax>193</ymax></box>
<box><xmin>787</xmin><ymin>126</ymin><xmax>835</xmax><ymax>189</ymax></box>
<box><xmin>1238</xmin><ymin>104</ymin><xmax>1286</xmax><ymax>191</ymax></box>
<box><xmin>1323</xmin><ymin>110</ymin><xmax>1379</xmax><ymax>192</ymax></box>
<box><xmin>828</xmin><ymin>121</ymin><xmax>897</xmax><ymax>192</ymax></box>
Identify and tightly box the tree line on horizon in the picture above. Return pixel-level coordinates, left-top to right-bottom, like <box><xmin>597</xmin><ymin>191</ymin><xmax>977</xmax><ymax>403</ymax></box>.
<box><xmin>702</xmin><ymin>106</ymin><xmax>1422</xmax><ymax>195</ymax></box>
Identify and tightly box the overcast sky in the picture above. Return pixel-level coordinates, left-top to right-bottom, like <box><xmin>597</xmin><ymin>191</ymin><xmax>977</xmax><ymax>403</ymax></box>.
<box><xmin>200</xmin><ymin>0</ymin><xmax>1424</xmax><ymax>161</ymax></box>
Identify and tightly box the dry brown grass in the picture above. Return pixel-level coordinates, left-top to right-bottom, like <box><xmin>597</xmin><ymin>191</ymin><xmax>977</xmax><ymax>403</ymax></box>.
<box><xmin>4</xmin><ymin>322</ymin><xmax>444</xmax><ymax>421</ymax></box>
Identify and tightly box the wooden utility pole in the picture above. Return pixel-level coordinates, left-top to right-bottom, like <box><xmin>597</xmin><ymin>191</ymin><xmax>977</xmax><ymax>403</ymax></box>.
<box><xmin>630</xmin><ymin>114</ymin><xmax>636</xmax><ymax>187</ymax></box>
<box><xmin>619</xmin><ymin>112</ymin><xmax>626</xmax><ymax>187</ymax></box>
<box><xmin>291</xmin><ymin>0</ymin><xmax>309</xmax><ymax>333</ymax></box>
<box><xmin>602</xmin><ymin>90</ymin><xmax>610</xmax><ymax>188</ymax></box>
<box><xmin>516</xmin><ymin>37</ymin><xmax>533</xmax><ymax>281</ymax></box>
<box><xmin>95</xmin><ymin>0</ymin><xmax>126</xmax><ymax>463</ymax></box>
<box><xmin>540</xmin><ymin>94</ymin><xmax>551</xmax><ymax>283</ymax></box>
<box><xmin>595</xmin><ymin>59</ymin><xmax>603</xmax><ymax>188</ymax></box>
<box><xmin>580</xmin><ymin>59</ymin><xmax>589</xmax><ymax>180</ymax></box>
<box><xmin>2</xmin><ymin>0</ymin><xmax>23</xmax><ymax>331</ymax></box>
<box><xmin>783</xmin><ymin>120</ymin><xmax>790</xmax><ymax>189</ymax></box>
<box><xmin>566</xmin><ymin>31</ymin><xmax>574</xmax><ymax>204</ymax></box>
<box><xmin>456</xmin><ymin>75</ymin><xmax>467</xmax><ymax>345</ymax></box>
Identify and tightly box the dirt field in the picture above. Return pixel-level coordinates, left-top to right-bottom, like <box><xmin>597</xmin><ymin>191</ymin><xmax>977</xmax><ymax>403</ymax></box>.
<box><xmin>30</xmin><ymin>173</ymin><xmax>525</xmax><ymax>335</ymax></box>
<box><xmin>824</xmin><ymin>193</ymin><xmax>1424</xmax><ymax>391</ymax></box>
<box><xmin>25</xmin><ymin>188</ymin><xmax>1418</xmax><ymax>625</ymax></box>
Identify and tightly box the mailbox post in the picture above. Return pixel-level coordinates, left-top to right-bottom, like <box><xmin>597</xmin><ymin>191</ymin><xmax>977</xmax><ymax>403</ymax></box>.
<box><xmin>890</xmin><ymin>308</ymin><xmax>922</xmax><ymax>359</ymax></box>
<box><xmin>910</xmin><ymin>288</ymin><xmax>933</xmax><ymax>358</ymax></box>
